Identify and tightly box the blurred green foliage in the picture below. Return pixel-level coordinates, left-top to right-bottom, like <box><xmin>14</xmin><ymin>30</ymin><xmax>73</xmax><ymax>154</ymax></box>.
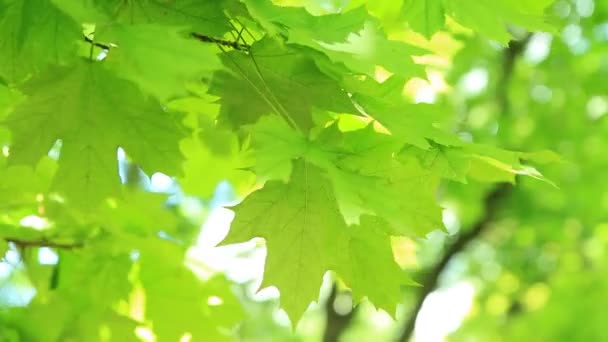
<box><xmin>0</xmin><ymin>0</ymin><xmax>607</xmax><ymax>341</ymax></box>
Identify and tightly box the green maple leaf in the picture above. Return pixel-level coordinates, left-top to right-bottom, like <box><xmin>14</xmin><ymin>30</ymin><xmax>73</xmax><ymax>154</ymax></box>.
<box><xmin>242</xmin><ymin>117</ymin><xmax>444</xmax><ymax>235</ymax></box>
<box><xmin>248</xmin><ymin>115</ymin><xmax>309</xmax><ymax>181</ymax></box>
<box><xmin>345</xmin><ymin>0</ymin><xmax>405</xmax><ymax>23</ymax></box>
<box><xmin>332</xmin><ymin>149</ymin><xmax>445</xmax><ymax>236</ymax></box>
<box><xmin>338</xmin><ymin>215</ymin><xmax>412</xmax><ymax>315</ymax></box>
<box><xmin>463</xmin><ymin>143</ymin><xmax>553</xmax><ymax>184</ymax></box>
<box><xmin>97</xmin><ymin>24</ymin><xmax>222</xmax><ymax>100</ymax></box>
<box><xmin>139</xmin><ymin>241</ymin><xmax>244</xmax><ymax>341</ymax></box>
<box><xmin>171</xmin><ymin>94</ymin><xmax>256</xmax><ymax>197</ymax></box>
<box><xmin>407</xmin><ymin>143</ymin><xmax>471</xmax><ymax>183</ymax></box>
<box><xmin>444</xmin><ymin>0</ymin><xmax>555</xmax><ymax>43</ymax></box>
<box><xmin>56</xmin><ymin>0</ymin><xmax>232</xmax><ymax>36</ymax></box>
<box><xmin>242</xmin><ymin>0</ymin><xmax>368</xmax><ymax>43</ymax></box>
<box><xmin>401</xmin><ymin>0</ymin><xmax>445</xmax><ymax>39</ymax></box>
<box><xmin>223</xmin><ymin>161</ymin><xmax>349</xmax><ymax>321</ymax></box>
<box><xmin>350</xmin><ymin>76</ymin><xmax>462</xmax><ymax>149</ymax></box>
<box><xmin>224</xmin><ymin>160</ymin><xmax>415</xmax><ymax>322</ymax></box>
<box><xmin>209</xmin><ymin>38</ymin><xmax>357</xmax><ymax>131</ymax></box>
<box><xmin>5</xmin><ymin>61</ymin><xmax>186</xmax><ymax>210</ymax></box>
<box><xmin>10</xmin><ymin>298</ymin><xmax>139</xmax><ymax>342</ymax></box>
<box><xmin>0</xmin><ymin>0</ymin><xmax>80</xmax><ymax>82</ymax></box>
<box><xmin>179</xmin><ymin>135</ymin><xmax>255</xmax><ymax>198</ymax></box>
<box><xmin>241</xmin><ymin>0</ymin><xmax>425</xmax><ymax>78</ymax></box>
<box><xmin>11</xmin><ymin>240</ymin><xmax>136</xmax><ymax>342</ymax></box>
<box><xmin>97</xmin><ymin>190</ymin><xmax>179</xmax><ymax>237</ymax></box>
<box><xmin>315</xmin><ymin>22</ymin><xmax>427</xmax><ymax>78</ymax></box>
<box><xmin>57</xmin><ymin>241</ymin><xmax>133</xmax><ymax>305</ymax></box>
<box><xmin>314</xmin><ymin>124</ymin><xmax>445</xmax><ymax>235</ymax></box>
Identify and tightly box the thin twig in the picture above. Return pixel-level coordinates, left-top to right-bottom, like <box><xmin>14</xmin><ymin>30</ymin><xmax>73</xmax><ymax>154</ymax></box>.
<box><xmin>191</xmin><ymin>32</ymin><xmax>250</xmax><ymax>51</ymax></box>
<box><xmin>83</xmin><ymin>35</ymin><xmax>112</xmax><ymax>51</ymax></box>
<box><xmin>4</xmin><ymin>237</ymin><xmax>83</xmax><ymax>250</ymax></box>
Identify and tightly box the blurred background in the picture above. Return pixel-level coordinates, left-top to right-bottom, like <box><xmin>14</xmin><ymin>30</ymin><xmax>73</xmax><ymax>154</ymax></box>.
<box><xmin>1</xmin><ymin>0</ymin><xmax>607</xmax><ymax>341</ymax></box>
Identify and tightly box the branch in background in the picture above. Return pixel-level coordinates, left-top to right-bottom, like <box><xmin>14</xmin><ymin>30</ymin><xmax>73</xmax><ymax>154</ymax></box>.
<box><xmin>397</xmin><ymin>184</ymin><xmax>512</xmax><ymax>341</ymax></box>
<box><xmin>323</xmin><ymin>283</ymin><xmax>357</xmax><ymax>342</ymax></box>
<box><xmin>497</xmin><ymin>34</ymin><xmax>532</xmax><ymax>114</ymax></box>
<box><xmin>322</xmin><ymin>34</ymin><xmax>532</xmax><ymax>342</ymax></box>
<box><xmin>396</xmin><ymin>34</ymin><xmax>531</xmax><ymax>342</ymax></box>
<box><xmin>4</xmin><ymin>237</ymin><xmax>83</xmax><ymax>250</ymax></box>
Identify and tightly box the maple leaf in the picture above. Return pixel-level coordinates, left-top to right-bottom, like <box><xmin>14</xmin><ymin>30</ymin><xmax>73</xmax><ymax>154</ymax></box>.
<box><xmin>248</xmin><ymin>115</ymin><xmax>309</xmax><ymax>181</ymax></box>
<box><xmin>338</xmin><ymin>215</ymin><xmax>413</xmax><ymax>315</ymax></box>
<box><xmin>443</xmin><ymin>0</ymin><xmax>555</xmax><ymax>43</ymax></box>
<box><xmin>170</xmin><ymin>93</ymin><xmax>256</xmax><ymax>198</ymax></box>
<box><xmin>330</xmin><ymin>149</ymin><xmax>445</xmax><ymax>235</ymax></box>
<box><xmin>139</xmin><ymin>241</ymin><xmax>244</xmax><ymax>341</ymax></box>
<box><xmin>243</xmin><ymin>116</ymin><xmax>445</xmax><ymax>235</ymax></box>
<box><xmin>401</xmin><ymin>0</ymin><xmax>445</xmax><ymax>39</ymax></box>
<box><xmin>0</xmin><ymin>0</ymin><xmax>80</xmax><ymax>82</ymax></box>
<box><xmin>349</xmin><ymin>76</ymin><xmax>462</xmax><ymax>149</ymax></box>
<box><xmin>224</xmin><ymin>160</ymin><xmax>414</xmax><ymax>322</ymax></box>
<box><xmin>97</xmin><ymin>190</ymin><xmax>179</xmax><ymax>237</ymax></box>
<box><xmin>97</xmin><ymin>24</ymin><xmax>222</xmax><ymax>101</ymax></box>
<box><xmin>406</xmin><ymin>143</ymin><xmax>471</xmax><ymax>183</ymax></box>
<box><xmin>179</xmin><ymin>135</ymin><xmax>255</xmax><ymax>198</ymax></box>
<box><xmin>241</xmin><ymin>0</ymin><xmax>425</xmax><ymax>79</ymax></box>
<box><xmin>314</xmin><ymin>22</ymin><xmax>427</xmax><ymax>78</ymax></box>
<box><xmin>5</xmin><ymin>61</ymin><xmax>186</xmax><ymax>210</ymax></box>
<box><xmin>223</xmin><ymin>161</ymin><xmax>346</xmax><ymax>321</ymax></box>
<box><xmin>209</xmin><ymin>38</ymin><xmax>357</xmax><ymax>131</ymax></box>
<box><xmin>241</xmin><ymin>0</ymin><xmax>368</xmax><ymax>43</ymax></box>
<box><xmin>55</xmin><ymin>0</ymin><xmax>232</xmax><ymax>36</ymax></box>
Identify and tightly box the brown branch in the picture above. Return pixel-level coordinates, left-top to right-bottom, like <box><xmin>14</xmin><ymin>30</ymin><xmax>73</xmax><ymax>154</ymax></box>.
<box><xmin>322</xmin><ymin>33</ymin><xmax>532</xmax><ymax>342</ymax></box>
<box><xmin>323</xmin><ymin>283</ymin><xmax>358</xmax><ymax>342</ymax></box>
<box><xmin>496</xmin><ymin>34</ymin><xmax>532</xmax><ymax>115</ymax></box>
<box><xmin>397</xmin><ymin>184</ymin><xmax>512</xmax><ymax>341</ymax></box>
<box><xmin>395</xmin><ymin>33</ymin><xmax>531</xmax><ymax>342</ymax></box>
<box><xmin>4</xmin><ymin>237</ymin><xmax>83</xmax><ymax>250</ymax></box>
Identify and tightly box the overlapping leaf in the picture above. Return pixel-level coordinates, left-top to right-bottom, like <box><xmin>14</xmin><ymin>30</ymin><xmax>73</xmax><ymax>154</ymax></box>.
<box><xmin>5</xmin><ymin>61</ymin><xmax>186</xmax><ymax>210</ymax></box>
<box><xmin>210</xmin><ymin>38</ymin><xmax>357</xmax><ymax>131</ymax></box>
<box><xmin>0</xmin><ymin>0</ymin><xmax>80</xmax><ymax>82</ymax></box>
<box><xmin>5</xmin><ymin>241</ymin><xmax>137</xmax><ymax>342</ymax></box>
<box><xmin>241</xmin><ymin>0</ymin><xmax>426</xmax><ymax>78</ymax></box>
<box><xmin>139</xmin><ymin>241</ymin><xmax>244</xmax><ymax>341</ymax></box>
<box><xmin>401</xmin><ymin>0</ymin><xmax>445</xmax><ymax>39</ymax></box>
<box><xmin>443</xmin><ymin>0</ymin><xmax>555</xmax><ymax>43</ymax></box>
<box><xmin>97</xmin><ymin>24</ymin><xmax>222</xmax><ymax>100</ymax></box>
<box><xmin>223</xmin><ymin>161</ymin><xmax>406</xmax><ymax>322</ymax></box>
<box><xmin>53</xmin><ymin>0</ymin><xmax>233</xmax><ymax>36</ymax></box>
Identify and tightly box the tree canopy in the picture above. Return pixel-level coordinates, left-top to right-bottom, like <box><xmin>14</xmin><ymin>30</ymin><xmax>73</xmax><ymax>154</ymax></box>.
<box><xmin>0</xmin><ymin>0</ymin><xmax>606</xmax><ymax>341</ymax></box>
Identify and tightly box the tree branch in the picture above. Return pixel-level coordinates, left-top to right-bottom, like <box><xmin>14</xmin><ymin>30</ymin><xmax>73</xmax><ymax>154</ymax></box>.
<box><xmin>397</xmin><ymin>184</ymin><xmax>512</xmax><ymax>341</ymax></box>
<box><xmin>497</xmin><ymin>35</ymin><xmax>532</xmax><ymax>114</ymax></box>
<box><xmin>322</xmin><ymin>283</ymin><xmax>358</xmax><ymax>342</ymax></box>
<box><xmin>396</xmin><ymin>34</ymin><xmax>531</xmax><ymax>342</ymax></box>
